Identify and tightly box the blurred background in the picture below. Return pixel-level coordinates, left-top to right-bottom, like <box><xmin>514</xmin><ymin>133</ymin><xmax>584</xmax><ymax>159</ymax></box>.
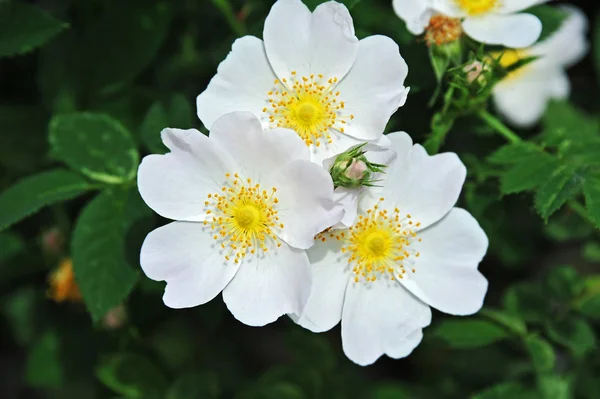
<box><xmin>1</xmin><ymin>0</ymin><xmax>600</xmax><ymax>398</ymax></box>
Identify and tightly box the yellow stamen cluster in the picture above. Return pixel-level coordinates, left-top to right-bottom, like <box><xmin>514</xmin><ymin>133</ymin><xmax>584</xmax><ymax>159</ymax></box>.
<box><xmin>204</xmin><ymin>173</ymin><xmax>283</xmax><ymax>264</ymax></box>
<box><xmin>456</xmin><ymin>0</ymin><xmax>499</xmax><ymax>16</ymax></box>
<box><xmin>318</xmin><ymin>198</ymin><xmax>422</xmax><ymax>283</ymax></box>
<box><xmin>425</xmin><ymin>15</ymin><xmax>463</xmax><ymax>46</ymax></box>
<box><xmin>263</xmin><ymin>71</ymin><xmax>355</xmax><ymax>147</ymax></box>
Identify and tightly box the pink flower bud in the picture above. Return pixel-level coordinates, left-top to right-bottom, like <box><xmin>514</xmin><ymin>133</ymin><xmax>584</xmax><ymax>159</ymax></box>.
<box><xmin>344</xmin><ymin>159</ymin><xmax>368</xmax><ymax>180</ymax></box>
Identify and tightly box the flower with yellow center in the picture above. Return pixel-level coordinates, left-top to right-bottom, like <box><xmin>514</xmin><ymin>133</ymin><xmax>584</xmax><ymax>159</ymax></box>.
<box><xmin>138</xmin><ymin>112</ymin><xmax>343</xmax><ymax>327</ymax></box>
<box><xmin>292</xmin><ymin>132</ymin><xmax>489</xmax><ymax>366</ymax></box>
<box><xmin>197</xmin><ymin>0</ymin><xmax>409</xmax><ymax>165</ymax></box>
<box><xmin>393</xmin><ymin>0</ymin><xmax>548</xmax><ymax>48</ymax></box>
<box><xmin>492</xmin><ymin>6</ymin><xmax>589</xmax><ymax>127</ymax></box>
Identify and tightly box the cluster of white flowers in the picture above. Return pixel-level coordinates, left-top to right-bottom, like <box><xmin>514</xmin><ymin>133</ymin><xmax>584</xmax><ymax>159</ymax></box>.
<box><xmin>393</xmin><ymin>0</ymin><xmax>589</xmax><ymax>126</ymax></box>
<box><xmin>137</xmin><ymin>0</ymin><xmax>587</xmax><ymax>366</ymax></box>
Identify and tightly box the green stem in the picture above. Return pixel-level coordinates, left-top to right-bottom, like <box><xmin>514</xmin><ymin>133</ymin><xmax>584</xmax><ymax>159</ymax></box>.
<box><xmin>478</xmin><ymin>109</ymin><xmax>522</xmax><ymax>143</ymax></box>
<box><xmin>211</xmin><ymin>0</ymin><xmax>246</xmax><ymax>36</ymax></box>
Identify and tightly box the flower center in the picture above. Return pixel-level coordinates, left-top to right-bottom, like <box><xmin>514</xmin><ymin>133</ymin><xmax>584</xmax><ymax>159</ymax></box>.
<box><xmin>425</xmin><ymin>15</ymin><xmax>463</xmax><ymax>46</ymax></box>
<box><xmin>263</xmin><ymin>72</ymin><xmax>355</xmax><ymax>147</ymax></box>
<box><xmin>235</xmin><ymin>205</ymin><xmax>259</xmax><ymax>229</ymax></box>
<box><xmin>318</xmin><ymin>198</ymin><xmax>422</xmax><ymax>283</ymax></box>
<box><xmin>364</xmin><ymin>231</ymin><xmax>389</xmax><ymax>257</ymax></box>
<box><xmin>456</xmin><ymin>0</ymin><xmax>498</xmax><ymax>16</ymax></box>
<box><xmin>204</xmin><ymin>173</ymin><xmax>283</xmax><ymax>263</ymax></box>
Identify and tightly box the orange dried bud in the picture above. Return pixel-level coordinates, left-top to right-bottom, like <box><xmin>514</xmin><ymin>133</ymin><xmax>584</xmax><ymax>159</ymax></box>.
<box><xmin>425</xmin><ymin>15</ymin><xmax>463</xmax><ymax>46</ymax></box>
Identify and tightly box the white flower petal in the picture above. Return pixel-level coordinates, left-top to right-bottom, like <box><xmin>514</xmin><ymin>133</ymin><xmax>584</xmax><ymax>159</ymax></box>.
<box><xmin>385</xmin><ymin>131</ymin><xmax>414</xmax><ymax>166</ymax></box>
<box><xmin>140</xmin><ymin>221</ymin><xmax>239</xmax><ymax>308</ymax></box>
<box><xmin>500</xmin><ymin>0</ymin><xmax>549</xmax><ymax>14</ymax></box>
<box><xmin>222</xmin><ymin>242</ymin><xmax>311</xmax><ymax>326</ymax></box>
<box><xmin>493</xmin><ymin>68</ymin><xmax>568</xmax><ymax>128</ymax></box>
<box><xmin>210</xmin><ymin>112</ymin><xmax>309</xmax><ymax>176</ymax></box>
<box><xmin>263</xmin><ymin>0</ymin><xmax>359</xmax><ymax>81</ymax></box>
<box><xmin>138</xmin><ymin>128</ymin><xmax>234</xmax><ymax>221</ymax></box>
<box><xmin>332</xmin><ymin>187</ymin><xmax>360</xmax><ymax>228</ymax></box>
<box><xmin>196</xmin><ymin>36</ymin><xmax>275</xmax><ymax>129</ymax></box>
<box><xmin>392</xmin><ymin>0</ymin><xmax>434</xmax><ymax>35</ymax></box>
<box><xmin>430</xmin><ymin>0</ymin><xmax>465</xmax><ymax>17</ymax></box>
<box><xmin>268</xmin><ymin>160</ymin><xmax>343</xmax><ymax>249</ymax></box>
<box><xmin>399</xmin><ymin>208</ymin><xmax>489</xmax><ymax>315</ymax></box>
<box><xmin>531</xmin><ymin>6</ymin><xmax>589</xmax><ymax>68</ymax></box>
<box><xmin>341</xmin><ymin>280</ymin><xmax>431</xmax><ymax>366</ymax></box>
<box><xmin>336</xmin><ymin>36</ymin><xmax>409</xmax><ymax>141</ymax></box>
<box><xmin>309</xmin><ymin>129</ymin><xmax>367</xmax><ymax>166</ymax></box>
<box><xmin>292</xmin><ymin>237</ymin><xmax>350</xmax><ymax>332</ymax></box>
<box><xmin>380</xmin><ymin>144</ymin><xmax>466</xmax><ymax>229</ymax></box>
<box><xmin>463</xmin><ymin>13</ymin><xmax>542</xmax><ymax>48</ymax></box>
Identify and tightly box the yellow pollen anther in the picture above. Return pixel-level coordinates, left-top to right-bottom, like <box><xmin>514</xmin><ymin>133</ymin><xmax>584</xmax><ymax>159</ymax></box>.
<box><xmin>337</xmin><ymin>204</ymin><xmax>422</xmax><ymax>284</ymax></box>
<box><xmin>204</xmin><ymin>173</ymin><xmax>283</xmax><ymax>263</ymax></box>
<box><xmin>263</xmin><ymin>73</ymin><xmax>353</xmax><ymax>147</ymax></box>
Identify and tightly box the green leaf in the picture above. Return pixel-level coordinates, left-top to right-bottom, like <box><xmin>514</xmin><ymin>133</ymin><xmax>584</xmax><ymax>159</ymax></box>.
<box><xmin>541</xmin><ymin>101</ymin><xmax>600</xmax><ymax>146</ymax></box>
<box><xmin>435</xmin><ymin>319</ymin><xmax>510</xmax><ymax>349</ymax></box>
<box><xmin>72</xmin><ymin>188</ymin><xmax>150</xmax><ymax>322</ymax></box>
<box><xmin>545</xmin><ymin>266</ymin><xmax>584</xmax><ymax>300</ymax></box>
<box><xmin>0</xmin><ymin>2</ymin><xmax>67</xmax><ymax>57</ymax></box>
<box><xmin>525</xmin><ymin>5</ymin><xmax>569</xmax><ymax>44</ymax></box>
<box><xmin>166</xmin><ymin>372</ymin><xmax>219</xmax><ymax>399</ymax></box>
<box><xmin>80</xmin><ymin>2</ymin><xmax>172</xmax><ymax>90</ymax></box>
<box><xmin>534</xmin><ymin>165</ymin><xmax>582</xmax><ymax>220</ymax></box>
<box><xmin>3</xmin><ymin>287</ymin><xmax>37</xmax><ymax>347</ymax></box>
<box><xmin>370</xmin><ymin>384</ymin><xmax>412</xmax><ymax>399</ymax></box>
<box><xmin>255</xmin><ymin>382</ymin><xmax>306</xmax><ymax>399</ymax></box>
<box><xmin>525</xmin><ymin>336</ymin><xmax>555</xmax><ymax>373</ymax></box>
<box><xmin>49</xmin><ymin>113</ymin><xmax>139</xmax><ymax>184</ymax></box>
<box><xmin>546</xmin><ymin>316</ymin><xmax>596</xmax><ymax>358</ymax></box>
<box><xmin>583</xmin><ymin>174</ymin><xmax>600</xmax><ymax>229</ymax></box>
<box><xmin>577</xmin><ymin>294</ymin><xmax>600</xmax><ymax>319</ymax></box>
<box><xmin>0</xmin><ymin>232</ymin><xmax>24</xmax><ymax>262</ymax></box>
<box><xmin>140</xmin><ymin>94</ymin><xmax>194</xmax><ymax>154</ymax></box>
<box><xmin>487</xmin><ymin>142</ymin><xmax>544</xmax><ymax>165</ymax></box>
<box><xmin>472</xmin><ymin>382</ymin><xmax>532</xmax><ymax>399</ymax></box>
<box><xmin>538</xmin><ymin>376</ymin><xmax>570</xmax><ymax>399</ymax></box>
<box><xmin>582</xmin><ymin>241</ymin><xmax>600</xmax><ymax>262</ymax></box>
<box><xmin>503</xmin><ymin>283</ymin><xmax>549</xmax><ymax>324</ymax></box>
<box><xmin>0</xmin><ymin>169</ymin><xmax>94</xmax><ymax>231</ymax></box>
<box><xmin>480</xmin><ymin>308</ymin><xmax>527</xmax><ymax>336</ymax></box>
<box><xmin>26</xmin><ymin>331</ymin><xmax>64</xmax><ymax>388</ymax></box>
<box><xmin>500</xmin><ymin>154</ymin><xmax>559</xmax><ymax>195</ymax></box>
<box><xmin>96</xmin><ymin>353</ymin><xmax>167</xmax><ymax>399</ymax></box>
<box><xmin>575</xmin><ymin>276</ymin><xmax>600</xmax><ymax>319</ymax></box>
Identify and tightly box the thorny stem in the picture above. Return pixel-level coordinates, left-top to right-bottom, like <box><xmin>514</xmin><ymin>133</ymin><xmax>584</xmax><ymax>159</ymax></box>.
<box><xmin>477</xmin><ymin>109</ymin><xmax>592</xmax><ymax>223</ymax></box>
<box><xmin>211</xmin><ymin>0</ymin><xmax>246</xmax><ymax>36</ymax></box>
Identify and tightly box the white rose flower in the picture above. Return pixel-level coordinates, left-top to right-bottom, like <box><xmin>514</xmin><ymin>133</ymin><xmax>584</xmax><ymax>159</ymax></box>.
<box><xmin>138</xmin><ymin>112</ymin><xmax>343</xmax><ymax>327</ymax></box>
<box><xmin>196</xmin><ymin>0</ymin><xmax>409</xmax><ymax>165</ymax></box>
<box><xmin>492</xmin><ymin>6</ymin><xmax>589</xmax><ymax>127</ymax></box>
<box><xmin>393</xmin><ymin>0</ymin><xmax>548</xmax><ymax>48</ymax></box>
<box><xmin>293</xmin><ymin>132</ymin><xmax>489</xmax><ymax>366</ymax></box>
